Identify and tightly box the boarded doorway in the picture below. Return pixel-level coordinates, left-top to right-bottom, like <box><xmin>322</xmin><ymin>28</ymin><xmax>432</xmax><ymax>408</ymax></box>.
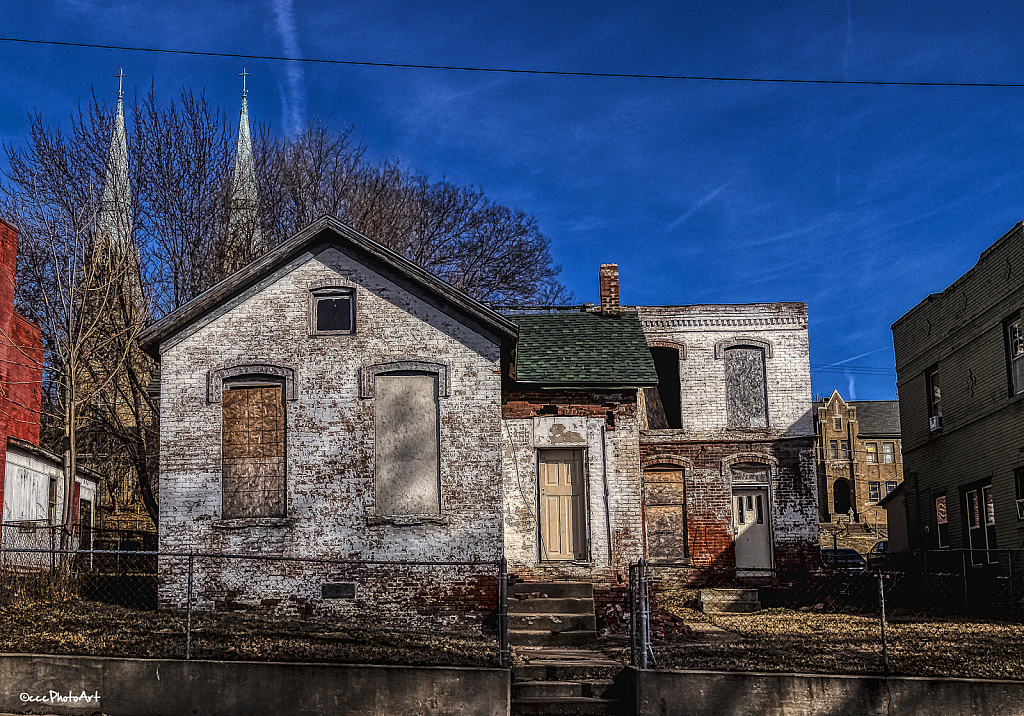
<box><xmin>644</xmin><ymin>469</ymin><xmax>687</xmax><ymax>563</ymax></box>
<box><xmin>538</xmin><ymin>449</ymin><xmax>586</xmax><ymax>561</ymax></box>
<box><xmin>733</xmin><ymin>486</ymin><xmax>772</xmax><ymax>574</ymax></box>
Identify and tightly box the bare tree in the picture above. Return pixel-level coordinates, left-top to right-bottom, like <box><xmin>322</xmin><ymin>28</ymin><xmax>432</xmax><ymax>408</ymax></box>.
<box><xmin>1</xmin><ymin>90</ymin><xmax>572</xmax><ymax>535</ymax></box>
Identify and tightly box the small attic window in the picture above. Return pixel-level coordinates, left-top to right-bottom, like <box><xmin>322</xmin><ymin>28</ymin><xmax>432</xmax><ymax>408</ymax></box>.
<box><xmin>310</xmin><ymin>287</ymin><xmax>355</xmax><ymax>335</ymax></box>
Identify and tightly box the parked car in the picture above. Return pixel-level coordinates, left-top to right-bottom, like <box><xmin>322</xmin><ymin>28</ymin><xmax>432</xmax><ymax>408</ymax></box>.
<box><xmin>866</xmin><ymin>540</ymin><xmax>889</xmax><ymax>570</ymax></box>
<box><xmin>821</xmin><ymin>548</ymin><xmax>867</xmax><ymax>572</ymax></box>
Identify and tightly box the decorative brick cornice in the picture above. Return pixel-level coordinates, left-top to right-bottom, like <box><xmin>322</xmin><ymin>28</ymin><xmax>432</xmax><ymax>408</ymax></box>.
<box><xmin>721</xmin><ymin>451</ymin><xmax>779</xmax><ymax>478</ymax></box>
<box><xmin>641</xmin><ymin>454</ymin><xmax>694</xmax><ymax>471</ymax></box>
<box><xmin>714</xmin><ymin>337</ymin><xmax>773</xmax><ymax>359</ymax></box>
<box><xmin>642</xmin><ymin>316</ymin><xmax>803</xmax><ymax>329</ymax></box>
<box><xmin>360</xmin><ymin>360</ymin><xmax>450</xmax><ymax>398</ymax></box>
<box><xmin>208</xmin><ymin>362</ymin><xmax>298</xmax><ymax>403</ymax></box>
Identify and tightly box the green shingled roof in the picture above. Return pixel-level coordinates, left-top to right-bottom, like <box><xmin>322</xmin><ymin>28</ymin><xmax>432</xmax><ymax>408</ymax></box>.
<box><xmin>510</xmin><ymin>311</ymin><xmax>658</xmax><ymax>387</ymax></box>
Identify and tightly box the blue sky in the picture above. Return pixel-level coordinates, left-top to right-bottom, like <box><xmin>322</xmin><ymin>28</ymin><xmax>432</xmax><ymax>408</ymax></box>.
<box><xmin>2</xmin><ymin>0</ymin><xmax>1023</xmax><ymax>401</ymax></box>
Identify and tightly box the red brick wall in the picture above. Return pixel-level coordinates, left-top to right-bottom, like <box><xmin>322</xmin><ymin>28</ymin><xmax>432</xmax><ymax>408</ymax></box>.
<box><xmin>642</xmin><ymin>436</ymin><xmax>819</xmax><ymax>581</ymax></box>
<box><xmin>502</xmin><ymin>388</ymin><xmax>637</xmax><ymax>428</ymax></box>
<box><xmin>0</xmin><ymin>219</ymin><xmax>44</xmax><ymax>516</ymax></box>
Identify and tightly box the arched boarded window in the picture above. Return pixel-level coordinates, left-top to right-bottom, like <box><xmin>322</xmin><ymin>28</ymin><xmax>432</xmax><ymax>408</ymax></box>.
<box><xmin>833</xmin><ymin>479</ymin><xmax>851</xmax><ymax>516</ymax></box>
<box><xmin>374</xmin><ymin>371</ymin><xmax>441</xmax><ymax>516</ymax></box>
<box><xmin>222</xmin><ymin>377</ymin><xmax>287</xmax><ymax>519</ymax></box>
<box><xmin>725</xmin><ymin>346</ymin><xmax>768</xmax><ymax>428</ymax></box>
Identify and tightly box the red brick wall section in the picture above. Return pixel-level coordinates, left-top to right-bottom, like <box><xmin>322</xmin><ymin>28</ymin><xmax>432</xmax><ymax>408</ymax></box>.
<box><xmin>7</xmin><ymin>314</ymin><xmax>42</xmax><ymax>445</ymax></box>
<box><xmin>0</xmin><ymin>219</ymin><xmax>45</xmax><ymax>520</ymax></box>
<box><xmin>502</xmin><ymin>389</ymin><xmax>637</xmax><ymax>429</ymax></box>
<box><xmin>599</xmin><ymin>264</ymin><xmax>620</xmax><ymax>314</ymax></box>
<box><xmin>642</xmin><ymin>437</ymin><xmax>819</xmax><ymax>580</ymax></box>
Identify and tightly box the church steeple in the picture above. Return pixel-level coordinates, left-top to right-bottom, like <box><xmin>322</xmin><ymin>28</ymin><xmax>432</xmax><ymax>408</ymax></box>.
<box><xmin>99</xmin><ymin>69</ymin><xmax>133</xmax><ymax>254</ymax></box>
<box><xmin>221</xmin><ymin>67</ymin><xmax>262</xmax><ymax>275</ymax></box>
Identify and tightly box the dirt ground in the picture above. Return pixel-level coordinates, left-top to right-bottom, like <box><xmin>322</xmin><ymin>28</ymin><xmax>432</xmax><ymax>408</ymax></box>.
<box><xmin>4</xmin><ymin>591</ymin><xmax>1024</xmax><ymax>679</ymax></box>
<box><xmin>607</xmin><ymin>583</ymin><xmax>1024</xmax><ymax>679</ymax></box>
<box><xmin>0</xmin><ymin>598</ymin><xmax>501</xmax><ymax>667</ymax></box>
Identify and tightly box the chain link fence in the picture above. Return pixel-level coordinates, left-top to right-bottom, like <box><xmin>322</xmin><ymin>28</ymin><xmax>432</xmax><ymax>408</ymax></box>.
<box><xmin>0</xmin><ymin>523</ymin><xmax>510</xmax><ymax>668</ymax></box>
<box><xmin>625</xmin><ymin>551</ymin><xmax>1024</xmax><ymax>679</ymax></box>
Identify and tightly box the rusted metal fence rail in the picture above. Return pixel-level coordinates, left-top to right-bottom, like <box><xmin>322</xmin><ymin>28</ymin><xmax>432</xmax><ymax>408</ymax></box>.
<box><xmin>627</xmin><ymin>550</ymin><xmax>1024</xmax><ymax>679</ymax></box>
<box><xmin>0</xmin><ymin>533</ymin><xmax>509</xmax><ymax>668</ymax></box>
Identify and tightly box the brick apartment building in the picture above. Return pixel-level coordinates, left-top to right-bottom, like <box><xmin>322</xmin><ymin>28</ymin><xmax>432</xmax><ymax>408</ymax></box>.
<box><xmin>813</xmin><ymin>391</ymin><xmax>902</xmax><ymax>530</ymax></box>
<box><xmin>892</xmin><ymin>220</ymin><xmax>1024</xmax><ymax>560</ymax></box>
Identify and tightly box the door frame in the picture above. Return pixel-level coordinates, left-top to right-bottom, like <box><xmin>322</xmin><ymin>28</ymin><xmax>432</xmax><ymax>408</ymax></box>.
<box><xmin>727</xmin><ymin>458</ymin><xmax>776</xmax><ymax>577</ymax></box>
<box><xmin>536</xmin><ymin>448</ymin><xmax>590</xmax><ymax>562</ymax></box>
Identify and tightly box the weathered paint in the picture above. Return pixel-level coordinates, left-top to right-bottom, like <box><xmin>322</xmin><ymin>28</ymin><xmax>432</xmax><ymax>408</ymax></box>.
<box><xmin>157</xmin><ymin>244</ymin><xmax>503</xmax><ymax>628</ymax></box>
<box><xmin>638</xmin><ymin>303</ymin><xmax>819</xmax><ymax>580</ymax></box>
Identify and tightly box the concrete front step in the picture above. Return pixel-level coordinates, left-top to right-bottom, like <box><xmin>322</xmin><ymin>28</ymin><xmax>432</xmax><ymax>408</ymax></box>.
<box><xmin>510</xmin><ymin>613</ymin><xmax>598</xmax><ymax>632</ymax></box>
<box><xmin>509</xmin><ymin>629</ymin><xmax>597</xmax><ymax>647</ymax></box>
<box><xmin>513</xmin><ymin>651</ymin><xmax>622</xmax><ymax>682</ymax></box>
<box><xmin>508</xmin><ymin>597</ymin><xmax>594</xmax><ymax>615</ymax></box>
<box><xmin>699</xmin><ymin>588</ymin><xmax>761</xmax><ymax>614</ymax></box>
<box><xmin>512</xmin><ymin>696</ymin><xmax>618</xmax><ymax>716</ymax></box>
<box><xmin>510</xmin><ymin>582</ymin><xmax>594</xmax><ymax>600</ymax></box>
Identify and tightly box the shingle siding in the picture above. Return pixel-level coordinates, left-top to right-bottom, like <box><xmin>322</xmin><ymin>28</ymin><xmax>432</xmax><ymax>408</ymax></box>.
<box><xmin>892</xmin><ymin>221</ymin><xmax>1024</xmax><ymax>551</ymax></box>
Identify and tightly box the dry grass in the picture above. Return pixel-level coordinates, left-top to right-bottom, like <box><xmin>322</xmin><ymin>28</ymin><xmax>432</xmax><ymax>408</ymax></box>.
<box><xmin>596</xmin><ymin>583</ymin><xmax>1024</xmax><ymax>679</ymax></box>
<box><xmin>0</xmin><ymin>598</ymin><xmax>500</xmax><ymax>667</ymax></box>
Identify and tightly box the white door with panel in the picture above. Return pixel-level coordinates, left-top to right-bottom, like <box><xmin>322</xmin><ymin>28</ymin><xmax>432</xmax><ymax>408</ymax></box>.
<box><xmin>733</xmin><ymin>487</ymin><xmax>772</xmax><ymax>573</ymax></box>
<box><xmin>538</xmin><ymin>449</ymin><xmax>586</xmax><ymax>561</ymax></box>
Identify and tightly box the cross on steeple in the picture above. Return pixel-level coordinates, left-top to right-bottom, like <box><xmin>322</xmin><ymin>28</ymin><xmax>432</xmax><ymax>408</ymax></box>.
<box><xmin>239</xmin><ymin>67</ymin><xmax>250</xmax><ymax>98</ymax></box>
<box><xmin>116</xmin><ymin>68</ymin><xmax>126</xmax><ymax>99</ymax></box>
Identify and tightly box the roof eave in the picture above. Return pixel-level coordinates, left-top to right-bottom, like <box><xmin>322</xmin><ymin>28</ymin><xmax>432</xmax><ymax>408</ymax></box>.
<box><xmin>139</xmin><ymin>216</ymin><xmax>517</xmax><ymax>359</ymax></box>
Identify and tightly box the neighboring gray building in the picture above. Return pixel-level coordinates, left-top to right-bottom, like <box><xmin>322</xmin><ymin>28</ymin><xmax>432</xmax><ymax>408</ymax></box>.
<box><xmin>892</xmin><ymin>220</ymin><xmax>1024</xmax><ymax>560</ymax></box>
<box><xmin>140</xmin><ymin>216</ymin><xmax>514</xmax><ymax>628</ymax></box>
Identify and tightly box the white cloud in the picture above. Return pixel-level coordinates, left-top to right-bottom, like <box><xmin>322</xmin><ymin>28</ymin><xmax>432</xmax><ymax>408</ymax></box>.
<box><xmin>271</xmin><ymin>0</ymin><xmax>307</xmax><ymax>135</ymax></box>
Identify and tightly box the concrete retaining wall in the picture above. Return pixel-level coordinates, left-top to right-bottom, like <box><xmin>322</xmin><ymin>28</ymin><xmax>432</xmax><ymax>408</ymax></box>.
<box><xmin>634</xmin><ymin>667</ymin><xmax>1024</xmax><ymax>716</ymax></box>
<box><xmin>0</xmin><ymin>654</ymin><xmax>509</xmax><ymax>716</ymax></box>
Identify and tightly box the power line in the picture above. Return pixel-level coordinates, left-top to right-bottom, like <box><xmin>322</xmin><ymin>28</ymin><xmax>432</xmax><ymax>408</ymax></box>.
<box><xmin>810</xmin><ymin>364</ymin><xmax>895</xmax><ymax>376</ymax></box>
<box><xmin>2</xmin><ymin>36</ymin><xmax>1024</xmax><ymax>87</ymax></box>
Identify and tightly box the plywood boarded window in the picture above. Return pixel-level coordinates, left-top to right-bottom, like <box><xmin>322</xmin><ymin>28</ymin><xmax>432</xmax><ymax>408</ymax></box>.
<box><xmin>375</xmin><ymin>373</ymin><xmax>440</xmax><ymax>515</ymax></box>
<box><xmin>725</xmin><ymin>346</ymin><xmax>768</xmax><ymax>428</ymax></box>
<box><xmin>222</xmin><ymin>382</ymin><xmax>286</xmax><ymax>519</ymax></box>
<box><xmin>644</xmin><ymin>469</ymin><xmax>687</xmax><ymax>562</ymax></box>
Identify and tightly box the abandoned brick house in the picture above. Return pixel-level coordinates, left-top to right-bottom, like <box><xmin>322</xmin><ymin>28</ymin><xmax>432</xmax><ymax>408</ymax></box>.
<box><xmin>140</xmin><ymin>216</ymin><xmax>819</xmax><ymax>624</ymax></box>
<box><xmin>139</xmin><ymin>216</ymin><xmax>512</xmax><ymax>625</ymax></box>
<box><xmin>636</xmin><ymin>301</ymin><xmax>819</xmax><ymax>580</ymax></box>
<box><xmin>813</xmin><ymin>391</ymin><xmax>902</xmax><ymax>530</ymax></box>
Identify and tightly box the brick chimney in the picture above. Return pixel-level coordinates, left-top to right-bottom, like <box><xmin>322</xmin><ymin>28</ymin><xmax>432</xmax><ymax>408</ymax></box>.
<box><xmin>599</xmin><ymin>264</ymin><xmax>621</xmax><ymax>314</ymax></box>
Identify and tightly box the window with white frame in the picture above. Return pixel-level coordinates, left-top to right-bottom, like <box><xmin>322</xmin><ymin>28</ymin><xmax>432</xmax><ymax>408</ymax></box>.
<box><xmin>310</xmin><ymin>287</ymin><xmax>355</xmax><ymax>335</ymax></box>
<box><xmin>964</xmin><ymin>484</ymin><xmax>998</xmax><ymax>566</ymax></box>
<box><xmin>1008</xmin><ymin>315</ymin><xmax>1024</xmax><ymax>395</ymax></box>
<box><xmin>868</xmin><ymin>481</ymin><xmax>881</xmax><ymax>502</ymax></box>
<box><xmin>866</xmin><ymin>443</ymin><xmax>877</xmax><ymax>464</ymax></box>
<box><xmin>935</xmin><ymin>495</ymin><xmax>949</xmax><ymax>548</ymax></box>
<box><xmin>882</xmin><ymin>442</ymin><xmax>895</xmax><ymax>464</ymax></box>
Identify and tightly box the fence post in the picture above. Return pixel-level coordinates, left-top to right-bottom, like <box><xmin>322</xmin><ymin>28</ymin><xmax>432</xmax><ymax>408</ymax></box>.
<box><xmin>1010</xmin><ymin>552</ymin><xmax>1016</xmax><ymax>619</ymax></box>
<box><xmin>186</xmin><ymin>553</ymin><xmax>194</xmax><ymax>661</ymax></box>
<box><xmin>629</xmin><ymin>562</ymin><xmax>637</xmax><ymax>667</ymax></box>
<box><xmin>498</xmin><ymin>557</ymin><xmax>509</xmax><ymax>669</ymax></box>
<box><xmin>638</xmin><ymin>558</ymin><xmax>649</xmax><ymax>671</ymax></box>
<box><xmin>878</xmin><ymin>572</ymin><xmax>889</xmax><ymax>677</ymax></box>
<box><xmin>962</xmin><ymin>550</ymin><xmax>969</xmax><ymax>613</ymax></box>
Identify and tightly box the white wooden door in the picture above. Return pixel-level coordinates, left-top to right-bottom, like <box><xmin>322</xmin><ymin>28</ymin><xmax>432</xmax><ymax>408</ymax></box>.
<box><xmin>733</xmin><ymin>487</ymin><xmax>772</xmax><ymax>572</ymax></box>
<box><xmin>539</xmin><ymin>450</ymin><xmax>585</xmax><ymax>561</ymax></box>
